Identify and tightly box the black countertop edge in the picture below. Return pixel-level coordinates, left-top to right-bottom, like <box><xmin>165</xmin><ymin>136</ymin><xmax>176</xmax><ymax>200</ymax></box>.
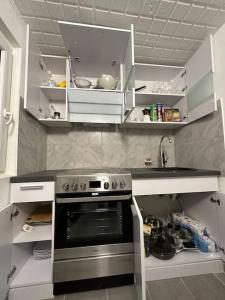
<box><xmin>10</xmin><ymin>170</ymin><xmax>58</xmax><ymax>183</ymax></box>
<box><xmin>10</xmin><ymin>168</ymin><xmax>221</xmax><ymax>183</ymax></box>
<box><xmin>130</xmin><ymin>170</ymin><xmax>220</xmax><ymax>179</ymax></box>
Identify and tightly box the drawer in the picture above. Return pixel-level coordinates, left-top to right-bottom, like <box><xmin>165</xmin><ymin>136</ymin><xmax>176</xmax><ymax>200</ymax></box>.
<box><xmin>68</xmin><ymin>89</ymin><xmax>124</xmax><ymax>105</ymax></box>
<box><xmin>54</xmin><ymin>253</ymin><xmax>134</xmax><ymax>282</ymax></box>
<box><xmin>10</xmin><ymin>182</ymin><xmax>55</xmax><ymax>203</ymax></box>
<box><xmin>9</xmin><ymin>283</ymin><xmax>53</xmax><ymax>300</ymax></box>
<box><xmin>69</xmin><ymin>112</ymin><xmax>122</xmax><ymax>124</ymax></box>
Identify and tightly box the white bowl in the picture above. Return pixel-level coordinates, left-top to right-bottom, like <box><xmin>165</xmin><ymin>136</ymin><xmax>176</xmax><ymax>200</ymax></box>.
<box><xmin>74</xmin><ymin>78</ymin><xmax>91</xmax><ymax>88</ymax></box>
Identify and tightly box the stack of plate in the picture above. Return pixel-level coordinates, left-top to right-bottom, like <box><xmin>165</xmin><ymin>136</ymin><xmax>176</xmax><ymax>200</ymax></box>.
<box><xmin>33</xmin><ymin>241</ymin><xmax>51</xmax><ymax>260</ymax></box>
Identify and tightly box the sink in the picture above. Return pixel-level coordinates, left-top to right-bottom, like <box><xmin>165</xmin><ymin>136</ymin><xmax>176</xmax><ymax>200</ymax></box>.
<box><xmin>129</xmin><ymin>167</ymin><xmax>197</xmax><ymax>173</ymax></box>
<box><xmin>150</xmin><ymin>167</ymin><xmax>197</xmax><ymax>172</ymax></box>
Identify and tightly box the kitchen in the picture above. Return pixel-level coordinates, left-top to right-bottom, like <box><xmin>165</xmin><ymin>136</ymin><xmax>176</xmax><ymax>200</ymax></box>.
<box><xmin>1</xmin><ymin>1</ymin><xmax>225</xmax><ymax>300</ymax></box>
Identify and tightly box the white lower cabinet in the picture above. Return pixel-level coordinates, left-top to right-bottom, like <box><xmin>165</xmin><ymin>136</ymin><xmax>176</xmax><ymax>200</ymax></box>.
<box><xmin>0</xmin><ymin>198</ymin><xmax>54</xmax><ymax>300</ymax></box>
<box><xmin>2</xmin><ymin>183</ymin><xmax>225</xmax><ymax>300</ymax></box>
<box><xmin>133</xmin><ymin>191</ymin><xmax>225</xmax><ymax>300</ymax></box>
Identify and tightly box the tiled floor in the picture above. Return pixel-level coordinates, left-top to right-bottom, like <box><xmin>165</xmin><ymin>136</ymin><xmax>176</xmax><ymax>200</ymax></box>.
<box><xmin>47</xmin><ymin>273</ymin><xmax>225</xmax><ymax>300</ymax></box>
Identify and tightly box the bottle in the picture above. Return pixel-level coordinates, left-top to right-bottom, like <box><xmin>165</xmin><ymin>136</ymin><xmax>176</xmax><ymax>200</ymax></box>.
<box><xmin>48</xmin><ymin>70</ymin><xmax>56</xmax><ymax>87</ymax></box>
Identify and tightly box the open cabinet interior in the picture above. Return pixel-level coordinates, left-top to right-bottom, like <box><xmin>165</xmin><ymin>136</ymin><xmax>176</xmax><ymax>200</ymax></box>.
<box><xmin>123</xmin><ymin>34</ymin><xmax>217</xmax><ymax>129</ymax></box>
<box><xmin>59</xmin><ymin>21</ymin><xmax>131</xmax><ymax>90</ymax></box>
<box><xmin>7</xmin><ymin>202</ymin><xmax>54</xmax><ymax>300</ymax></box>
<box><xmin>38</xmin><ymin>55</ymin><xmax>69</xmax><ymax>127</ymax></box>
<box><xmin>58</xmin><ymin>22</ymin><xmax>134</xmax><ymax>124</ymax></box>
<box><xmin>24</xmin><ymin>22</ymin><xmax>216</xmax><ymax>127</ymax></box>
<box><xmin>135</xmin><ymin>192</ymin><xmax>225</xmax><ymax>282</ymax></box>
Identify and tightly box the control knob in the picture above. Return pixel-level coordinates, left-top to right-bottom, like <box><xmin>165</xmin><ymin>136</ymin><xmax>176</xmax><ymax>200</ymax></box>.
<box><xmin>62</xmin><ymin>183</ymin><xmax>70</xmax><ymax>192</ymax></box>
<box><xmin>71</xmin><ymin>183</ymin><xmax>78</xmax><ymax>192</ymax></box>
<box><xmin>112</xmin><ymin>181</ymin><xmax>118</xmax><ymax>189</ymax></box>
<box><xmin>104</xmin><ymin>182</ymin><xmax>109</xmax><ymax>190</ymax></box>
<box><xmin>80</xmin><ymin>183</ymin><xmax>86</xmax><ymax>191</ymax></box>
<box><xmin>120</xmin><ymin>181</ymin><xmax>126</xmax><ymax>189</ymax></box>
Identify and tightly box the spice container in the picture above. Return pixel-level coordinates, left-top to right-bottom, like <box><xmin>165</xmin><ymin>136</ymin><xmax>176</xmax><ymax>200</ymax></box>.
<box><xmin>156</xmin><ymin>103</ymin><xmax>163</xmax><ymax>122</ymax></box>
<box><xmin>163</xmin><ymin>108</ymin><xmax>173</xmax><ymax>122</ymax></box>
<box><xmin>150</xmin><ymin>104</ymin><xmax>157</xmax><ymax>121</ymax></box>
<box><xmin>172</xmin><ymin>109</ymin><xmax>181</xmax><ymax>122</ymax></box>
<box><xmin>142</xmin><ymin>109</ymin><xmax>150</xmax><ymax>122</ymax></box>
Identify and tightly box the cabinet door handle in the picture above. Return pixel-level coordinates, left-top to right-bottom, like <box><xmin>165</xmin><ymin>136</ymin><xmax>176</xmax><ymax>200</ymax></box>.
<box><xmin>210</xmin><ymin>197</ymin><xmax>220</xmax><ymax>206</ymax></box>
<box><xmin>20</xmin><ymin>185</ymin><xmax>44</xmax><ymax>191</ymax></box>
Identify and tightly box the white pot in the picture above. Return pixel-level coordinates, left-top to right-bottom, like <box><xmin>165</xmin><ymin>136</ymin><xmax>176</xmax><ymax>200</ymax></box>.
<box><xmin>97</xmin><ymin>74</ymin><xmax>118</xmax><ymax>90</ymax></box>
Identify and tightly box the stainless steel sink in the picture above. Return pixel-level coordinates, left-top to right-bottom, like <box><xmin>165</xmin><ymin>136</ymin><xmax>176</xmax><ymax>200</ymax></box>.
<box><xmin>129</xmin><ymin>167</ymin><xmax>197</xmax><ymax>173</ymax></box>
<box><xmin>150</xmin><ymin>167</ymin><xmax>197</xmax><ymax>172</ymax></box>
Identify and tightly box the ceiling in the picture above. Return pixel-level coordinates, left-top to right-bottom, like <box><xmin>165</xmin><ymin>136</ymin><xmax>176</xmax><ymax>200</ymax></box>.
<box><xmin>11</xmin><ymin>0</ymin><xmax>225</xmax><ymax>66</ymax></box>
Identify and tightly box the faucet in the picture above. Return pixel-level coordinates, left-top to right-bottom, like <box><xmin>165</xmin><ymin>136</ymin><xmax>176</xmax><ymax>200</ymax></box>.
<box><xmin>160</xmin><ymin>136</ymin><xmax>172</xmax><ymax>168</ymax></box>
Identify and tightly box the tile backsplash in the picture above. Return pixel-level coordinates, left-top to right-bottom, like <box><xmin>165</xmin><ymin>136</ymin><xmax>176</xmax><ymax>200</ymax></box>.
<box><xmin>47</xmin><ymin>126</ymin><xmax>175</xmax><ymax>170</ymax></box>
<box><xmin>17</xmin><ymin>99</ymin><xmax>225</xmax><ymax>175</ymax></box>
<box><xmin>175</xmin><ymin>101</ymin><xmax>225</xmax><ymax>175</ymax></box>
<box><xmin>17</xmin><ymin>99</ymin><xmax>47</xmax><ymax>175</ymax></box>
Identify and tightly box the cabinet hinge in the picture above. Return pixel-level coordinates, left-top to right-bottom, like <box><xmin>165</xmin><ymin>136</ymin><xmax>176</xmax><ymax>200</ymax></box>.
<box><xmin>183</xmin><ymin>113</ymin><xmax>189</xmax><ymax>120</ymax></box>
<box><xmin>10</xmin><ymin>209</ymin><xmax>19</xmax><ymax>221</ymax></box>
<box><xmin>181</xmin><ymin>85</ymin><xmax>187</xmax><ymax>93</ymax></box>
<box><xmin>181</xmin><ymin>70</ymin><xmax>186</xmax><ymax>78</ymax></box>
<box><xmin>7</xmin><ymin>264</ymin><xmax>16</xmax><ymax>283</ymax></box>
<box><xmin>210</xmin><ymin>196</ymin><xmax>220</xmax><ymax>206</ymax></box>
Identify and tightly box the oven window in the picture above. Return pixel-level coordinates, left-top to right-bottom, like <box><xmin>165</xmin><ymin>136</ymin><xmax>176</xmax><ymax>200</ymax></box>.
<box><xmin>55</xmin><ymin>200</ymin><xmax>133</xmax><ymax>248</ymax></box>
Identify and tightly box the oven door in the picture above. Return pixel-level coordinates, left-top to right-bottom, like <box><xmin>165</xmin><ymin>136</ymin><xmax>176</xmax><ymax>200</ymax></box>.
<box><xmin>54</xmin><ymin>194</ymin><xmax>133</xmax><ymax>250</ymax></box>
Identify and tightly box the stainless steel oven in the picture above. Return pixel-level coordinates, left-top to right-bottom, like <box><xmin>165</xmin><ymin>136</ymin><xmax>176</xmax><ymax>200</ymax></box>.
<box><xmin>53</xmin><ymin>169</ymin><xmax>134</xmax><ymax>295</ymax></box>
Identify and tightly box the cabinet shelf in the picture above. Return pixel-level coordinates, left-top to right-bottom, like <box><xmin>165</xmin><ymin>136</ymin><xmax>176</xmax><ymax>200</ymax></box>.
<box><xmin>69</xmin><ymin>87</ymin><xmax>122</xmax><ymax>93</ymax></box>
<box><xmin>13</xmin><ymin>224</ymin><xmax>52</xmax><ymax>244</ymax></box>
<box><xmin>122</xmin><ymin>121</ymin><xmax>187</xmax><ymax>129</ymax></box>
<box><xmin>145</xmin><ymin>251</ymin><xmax>222</xmax><ymax>281</ymax></box>
<box><xmin>40</xmin><ymin>86</ymin><xmax>66</xmax><ymax>102</ymax></box>
<box><xmin>39</xmin><ymin>119</ymin><xmax>71</xmax><ymax>128</ymax></box>
<box><xmin>135</xmin><ymin>92</ymin><xmax>185</xmax><ymax>107</ymax></box>
<box><xmin>10</xmin><ymin>256</ymin><xmax>52</xmax><ymax>288</ymax></box>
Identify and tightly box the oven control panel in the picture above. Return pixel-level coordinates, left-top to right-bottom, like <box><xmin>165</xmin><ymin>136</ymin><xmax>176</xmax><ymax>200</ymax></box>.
<box><xmin>56</xmin><ymin>172</ymin><xmax>132</xmax><ymax>194</ymax></box>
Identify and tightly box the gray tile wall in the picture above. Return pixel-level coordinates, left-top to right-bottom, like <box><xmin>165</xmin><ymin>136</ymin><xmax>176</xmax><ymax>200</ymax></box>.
<box><xmin>175</xmin><ymin>102</ymin><xmax>225</xmax><ymax>175</ymax></box>
<box><xmin>46</xmin><ymin>126</ymin><xmax>175</xmax><ymax>170</ymax></box>
<box><xmin>17</xmin><ymin>99</ymin><xmax>47</xmax><ymax>175</ymax></box>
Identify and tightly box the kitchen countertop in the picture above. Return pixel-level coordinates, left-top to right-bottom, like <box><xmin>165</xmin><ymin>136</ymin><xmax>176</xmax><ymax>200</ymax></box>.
<box><xmin>10</xmin><ymin>168</ymin><xmax>221</xmax><ymax>183</ymax></box>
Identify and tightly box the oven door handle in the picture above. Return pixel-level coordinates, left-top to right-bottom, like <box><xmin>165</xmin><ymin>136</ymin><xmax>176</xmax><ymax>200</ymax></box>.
<box><xmin>56</xmin><ymin>194</ymin><xmax>131</xmax><ymax>203</ymax></box>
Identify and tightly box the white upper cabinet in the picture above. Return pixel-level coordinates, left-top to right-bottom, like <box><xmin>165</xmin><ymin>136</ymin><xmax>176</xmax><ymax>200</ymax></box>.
<box><xmin>24</xmin><ymin>21</ymin><xmax>218</xmax><ymax>127</ymax></box>
<box><xmin>58</xmin><ymin>22</ymin><xmax>133</xmax><ymax>124</ymax></box>
<box><xmin>123</xmin><ymin>63</ymin><xmax>187</xmax><ymax>129</ymax></box>
<box><xmin>123</xmin><ymin>34</ymin><xmax>217</xmax><ymax>129</ymax></box>
<box><xmin>185</xmin><ymin>35</ymin><xmax>216</xmax><ymax>123</ymax></box>
<box><xmin>24</xmin><ymin>25</ymin><xmax>69</xmax><ymax>127</ymax></box>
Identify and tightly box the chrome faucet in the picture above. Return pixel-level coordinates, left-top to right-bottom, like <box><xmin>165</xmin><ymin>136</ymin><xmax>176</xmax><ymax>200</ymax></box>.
<box><xmin>160</xmin><ymin>136</ymin><xmax>172</xmax><ymax>168</ymax></box>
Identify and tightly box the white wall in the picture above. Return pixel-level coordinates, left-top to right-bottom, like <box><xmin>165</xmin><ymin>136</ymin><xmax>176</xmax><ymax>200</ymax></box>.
<box><xmin>0</xmin><ymin>0</ymin><xmax>26</xmax><ymax>209</ymax></box>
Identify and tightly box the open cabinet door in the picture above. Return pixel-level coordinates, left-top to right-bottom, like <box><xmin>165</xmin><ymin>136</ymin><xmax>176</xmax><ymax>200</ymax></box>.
<box><xmin>131</xmin><ymin>197</ymin><xmax>146</xmax><ymax>300</ymax></box>
<box><xmin>123</xmin><ymin>24</ymin><xmax>134</xmax><ymax>89</ymax></box>
<box><xmin>216</xmin><ymin>192</ymin><xmax>225</xmax><ymax>261</ymax></box>
<box><xmin>24</xmin><ymin>24</ymin><xmax>43</xmax><ymax>119</ymax></box>
<box><xmin>0</xmin><ymin>46</ymin><xmax>12</xmax><ymax>172</ymax></box>
<box><xmin>185</xmin><ymin>35</ymin><xmax>216</xmax><ymax>123</ymax></box>
<box><xmin>123</xmin><ymin>68</ymin><xmax>135</xmax><ymax>122</ymax></box>
<box><xmin>0</xmin><ymin>204</ymin><xmax>12</xmax><ymax>300</ymax></box>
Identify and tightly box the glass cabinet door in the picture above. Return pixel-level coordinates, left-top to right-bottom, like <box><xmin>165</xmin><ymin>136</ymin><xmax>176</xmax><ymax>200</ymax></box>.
<box><xmin>185</xmin><ymin>35</ymin><xmax>216</xmax><ymax>123</ymax></box>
